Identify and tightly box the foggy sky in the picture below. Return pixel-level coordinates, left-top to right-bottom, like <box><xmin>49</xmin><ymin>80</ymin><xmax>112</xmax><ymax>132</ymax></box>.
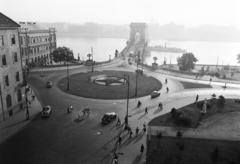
<box><xmin>1</xmin><ymin>0</ymin><xmax>240</xmax><ymax>27</ymax></box>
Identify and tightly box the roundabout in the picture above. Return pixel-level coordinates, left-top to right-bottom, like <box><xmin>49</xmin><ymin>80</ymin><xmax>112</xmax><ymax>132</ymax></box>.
<box><xmin>58</xmin><ymin>70</ymin><xmax>162</xmax><ymax>99</ymax></box>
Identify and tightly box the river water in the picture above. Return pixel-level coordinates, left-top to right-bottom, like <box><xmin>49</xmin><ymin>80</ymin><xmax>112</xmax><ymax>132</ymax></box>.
<box><xmin>57</xmin><ymin>35</ymin><xmax>240</xmax><ymax>65</ymax></box>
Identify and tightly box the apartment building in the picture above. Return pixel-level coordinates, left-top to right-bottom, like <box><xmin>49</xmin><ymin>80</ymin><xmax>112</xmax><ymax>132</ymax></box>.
<box><xmin>0</xmin><ymin>13</ymin><xmax>25</xmax><ymax>121</ymax></box>
<box><xmin>18</xmin><ymin>22</ymin><xmax>56</xmax><ymax>68</ymax></box>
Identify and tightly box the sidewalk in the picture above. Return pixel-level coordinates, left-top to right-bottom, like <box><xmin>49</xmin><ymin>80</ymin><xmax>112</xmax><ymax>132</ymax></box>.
<box><xmin>0</xmin><ymin>92</ymin><xmax>42</xmax><ymax>145</ymax></box>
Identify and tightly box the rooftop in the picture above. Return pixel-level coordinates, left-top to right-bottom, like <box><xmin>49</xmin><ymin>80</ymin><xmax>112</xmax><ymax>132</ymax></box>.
<box><xmin>0</xmin><ymin>12</ymin><xmax>20</xmax><ymax>28</ymax></box>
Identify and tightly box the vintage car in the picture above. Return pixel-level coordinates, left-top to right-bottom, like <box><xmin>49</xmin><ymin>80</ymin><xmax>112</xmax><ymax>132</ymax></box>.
<box><xmin>41</xmin><ymin>106</ymin><xmax>52</xmax><ymax>117</ymax></box>
<box><xmin>151</xmin><ymin>91</ymin><xmax>161</xmax><ymax>98</ymax></box>
<box><xmin>46</xmin><ymin>81</ymin><xmax>53</xmax><ymax>88</ymax></box>
<box><xmin>101</xmin><ymin>112</ymin><xmax>117</xmax><ymax>124</ymax></box>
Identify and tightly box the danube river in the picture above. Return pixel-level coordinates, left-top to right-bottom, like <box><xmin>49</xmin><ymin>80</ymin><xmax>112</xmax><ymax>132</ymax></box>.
<box><xmin>57</xmin><ymin>35</ymin><xmax>240</xmax><ymax>65</ymax></box>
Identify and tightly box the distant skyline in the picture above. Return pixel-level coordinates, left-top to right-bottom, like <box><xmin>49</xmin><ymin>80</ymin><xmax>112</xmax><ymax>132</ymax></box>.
<box><xmin>1</xmin><ymin>0</ymin><xmax>240</xmax><ymax>28</ymax></box>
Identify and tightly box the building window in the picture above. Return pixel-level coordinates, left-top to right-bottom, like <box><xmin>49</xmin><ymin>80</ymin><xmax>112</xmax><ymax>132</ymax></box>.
<box><xmin>13</xmin><ymin>52</ymin><xmax>18</xmax><ymax>62</ymax></box>
<box><xmin>4</xmin><ymin>75</ymin><xmax>9</xmax><ymax>86</ymax></box>
<box><xmin>2</xmin><ymin>54</ymin><xmax>7</xmax><ymax>66</ymax></box>
<box><xmin>6</xmin><ymin>94</ymin><xmax>12</xmax><ymax>108</ymax></box>
<box><xmin>0</xmin><ymin>35</ymin><xmax>4</xmax><ymax>46</ymax></box>
<box><xmin>17</xmin><ymin>89</ymin><xmax>22</xmax><ymax>102</ymax></box>
<box><xmin>11</xmin><ymin>35</ymin><xmax>16</xmax><ymax>44</ymax></box>
<box><xmin>16</xmin><ymin>72</ymin><xmax>20</xmax><ymax>82</ymax></box>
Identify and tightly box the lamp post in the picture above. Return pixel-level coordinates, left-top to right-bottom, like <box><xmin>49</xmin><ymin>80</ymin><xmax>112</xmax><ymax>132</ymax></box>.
<box><xmin>135</xmin><ymin>54</ymin><xmax>140</xmax><ymax>96</ymax></box>
<box><xmin>124</xmin><ymin>74</ymin><xmax>130</xmax><ymax>128</ymax></box>
<box><xmin>91</xmin><ymin>47</ymin><xmax>93</xmax><ymax>72</ymax></box>
<box><xmin>24</xmin><ymin>69</ymin><xmax>30</xmax><ymax>120</ymax></box>
<box><xmin>65</xmin><ymin>54</ymin><xmax>70</xmax><ymax>90</ymax></box>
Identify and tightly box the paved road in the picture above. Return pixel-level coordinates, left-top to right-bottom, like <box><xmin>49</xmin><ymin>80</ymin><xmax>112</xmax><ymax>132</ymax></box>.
<box><xmin>0</xmin><ymin>55</ymin><xmax>240</xmax><ymax>164</ymax></box>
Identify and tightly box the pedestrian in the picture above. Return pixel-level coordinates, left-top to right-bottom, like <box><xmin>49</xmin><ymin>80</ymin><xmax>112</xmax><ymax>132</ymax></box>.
<box><xmin>145</xmin><ymin>107</ymin><xmax>148</xmax><ymax>114</ymax></box>
<box><xmin>140</xmin><ymin>144</ymin><xmax>144</xmax><ymax>154</ymax></box>
<box><xmin>143</xmin><ymin>127</ymin><xmax>146</xmax><ymax>133</ymax></box>
<box><xmin>31</xmin><ymin>94</ymin><xmax>35</xmax><ymax>101</ymax></box>
<box><xmin>195</xmin><ymin>94</ymin><xmax>199</xmax><ymax>103</ymax></box>
<box><xmin>143</xmin><ymin>122</ymin><xmax>146</xmax><ymax>129</ymax></box>
<box><xmin>129</xmin><ymin>130</ymin><xmax>133</xmax><ymax>138</ymax></box>
<box><xmin>117</xmin><ymin>116</ymin><xmax>121</xmax><ymax>125</ymax></box>
<box><xmin>165</xmin><ymin>78</ymin><xmax>168</xmax><ymax>84</ymax></box>
<box><xmin>210</xmin><ymin>78</ymin><xmax>212</xmax><ymax>84</ymax></box>
<box><xmin>136</xmin><ymin>127</ymin><xmax>139</xmax><ymax>135</ymax></box>
<box><xmin>166</xmin><ymin>87</ymin><xmax>169</xmax><ymax>93</ymax></box>
<box><xmin>118</xmin><ymin>136</ymin><xmax>122</xmax><ymax>145</ymax></box>
<box><xmin>127</xmin><ymin>125</ymin><xmax>131</xmax><ymax>133</ymax></box>
<box><xmin>158</xmin><ymin>102</ymin><xmax>163</xmax><ymax>110</ymax></box>
<box><xmin>196</xmin><ymin>74</ymin><xmax>198</xmax><ymax>79</ymax></box>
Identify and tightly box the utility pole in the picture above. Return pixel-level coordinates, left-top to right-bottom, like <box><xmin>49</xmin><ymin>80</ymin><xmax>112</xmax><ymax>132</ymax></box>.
<box><xmin>124</xmin><ymin>74</ymin><xmax>130</xmax><ymax>127</ymax></box>
<box><xmin>91</xmin><ymin>47</ymin><xmax>93</xmax><ymax>72</ymax></box>
<box><xmin>135</xmin><ymin>55</ymin><xmax>140</xmax><ymax>96</ymax></box>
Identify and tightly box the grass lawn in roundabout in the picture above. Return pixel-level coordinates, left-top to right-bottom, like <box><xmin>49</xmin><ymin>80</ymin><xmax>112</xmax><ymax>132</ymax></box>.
<box><xmin>148</xmin><ymin>98</ymin><xmax>240</xmax><ymax>164</ymax></box>
<box><xmin>58</xmin><ymin>70</ymin><xmax>162</xmax><ymax>99</ymax></box>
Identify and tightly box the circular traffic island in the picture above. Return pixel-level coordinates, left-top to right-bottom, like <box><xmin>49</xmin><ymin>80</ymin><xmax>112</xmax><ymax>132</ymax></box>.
<box><xmin>58</xmin><ymin>70</ymin><xmax>162</xmax><ymax>99</ymax></box>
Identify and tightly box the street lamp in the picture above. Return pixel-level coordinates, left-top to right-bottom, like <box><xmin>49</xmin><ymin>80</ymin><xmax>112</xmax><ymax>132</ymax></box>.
<box><xmin>65</xmin><ymin>54</ymin><xmax>70</xmax><ymax>90</ymax></box>
<box><xmin>91</xmin><ymin>47</ymin><xmax>94</xmax><ymax>72</ymax></box>
<box><xmin>124</xmin><ymin>74</ymin><xmax>130</xmax><ymax>128</ymax></box>
<box><xmin>23</xmin><ymin>69</ymin><xmax>30</xmax><ymax>120</ymax></box>
<box><xmin>135</xmin><ymin>54</ymin><xmax>140</xmax><ymax>96</ymax></box>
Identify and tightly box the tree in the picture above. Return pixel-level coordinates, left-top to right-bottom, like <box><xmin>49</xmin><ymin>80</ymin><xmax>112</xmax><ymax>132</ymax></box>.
<box><xmin>177</xmin><ymin>52</ymin><xmax>198</xmax><ymax>71</ymax></box>
<box><xmin>87</xmin><ymin>53</ymin><xmax>92</xmax><ymax>60</ymax></box>
<box><xmin>217</xmin><ymin>95</ymin><xmax>225</xmax><ymax>110</ymax></box>
<box><xmin>50</xmin><ymin>46</ymin><xmax>74</xmax><ymax>65</ymax></box>
<box><xmin>237</xmin><ymin>53</ymin><xmax>240</xmax><ymax>63</ymax></box>
<box><xmin>153</xmin><ymin>56</ymin><xmax>158</xmax><ymax>64</ymax></box>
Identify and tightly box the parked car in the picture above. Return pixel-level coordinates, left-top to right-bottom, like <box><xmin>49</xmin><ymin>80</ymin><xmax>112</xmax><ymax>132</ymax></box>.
<box><xmin>41</xmin><ymin>106</ymin><xmax>52</xmax><ymax>117</ymax></box>
<box><xmin>151</xmin><ymin>91</ymin><xmax>160</xmax><ymax>98</ymax></box>
<box><xmin>46</xmin><ymin>81</ymin><xmax>52</xmax><ymax>88</ymax></box>
<box><xmin>102</xmin><ymin>112</ymin><xmax>117</xmax><ymax>124</ymax></box>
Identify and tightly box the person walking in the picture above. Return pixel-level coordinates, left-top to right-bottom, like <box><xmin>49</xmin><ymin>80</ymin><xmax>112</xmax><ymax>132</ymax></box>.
<box><xmin>118</xmin><ymin>136</ymin><xmax>122</xmax><ymax>145</ymax></box>
<box><xmin>166</xmin><ymin>87</ymin><xmax>169</xmax><ymax>93</ymax></box>
<box><xmin>195</xmin><ymin>94</ymin><xmax>199</xmax><ymax>103</ymax></box>
<box><xmin>129</xmin><ymin>130</ymin><xmax>133</xmax><ymax>138</ymax></box>
<box><xmin>136</xmin><ymin>127</ymin><xmax>139</xmax><ymax>135</ymax></box>
<box><xmin>143</xmin><ymin>122</ymin><xmax>146</xmax><ymax>128</ymax></box>
<box><xmin>165</xmin><ymin>78</ymin><xmax>168</xmax><ymax>84</ymax></box>
<box><xmin>210</xmin><ymin>78</ymin><xmax>212</xmax><ymax>84</ymax></box>
<box><xmin>117</xmin><ymin>116</ymin><xmax>121</xmax><ymax>125</ymax></box>
<box><xmin>158</xmin><ymin>102</ymin><xmax>163</xmax><ymax>110</ymax></box>
<box><xmin>127</xmin><ymin>125</ymin><xmax>131</xmax><ymax>134</ymax></box>
<box><xmin>143</xmin><ymin>127</ymin><xmax>146</xmax><ymax>133</ymax></box>
<box><xmin>145</xmin><ymin>107</ymin><xmax>148</xmax><ymax>114</ymax></box>
<box><xmin>140</xmin><ymin>144</ymin><xmax>144</xmax><ymax>154</ymax></box>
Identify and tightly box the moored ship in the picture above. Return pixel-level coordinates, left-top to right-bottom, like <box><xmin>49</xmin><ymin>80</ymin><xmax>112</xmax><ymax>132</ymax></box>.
<box><xmin>147</xmin><ymin>43</ymin><xmax>186</xmax><ymax>53</ymax></box>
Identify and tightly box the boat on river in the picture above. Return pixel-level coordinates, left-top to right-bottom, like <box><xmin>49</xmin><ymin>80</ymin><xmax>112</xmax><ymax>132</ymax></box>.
<box><xmin>147</xmin><ymin>43</ymin><xmax>186</xmax><ymax>53</ymax></box>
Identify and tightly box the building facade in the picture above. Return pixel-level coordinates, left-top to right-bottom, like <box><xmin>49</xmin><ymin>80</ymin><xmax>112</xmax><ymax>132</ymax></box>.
<box><xmin>0</xmin><ymin>13</ymin><xmax>25</xmax><ymax>121</ymax></box>
<box><xmin>18</xmin><ymin>22</ymin><xmax>56</xmax><ymax>68</ymax></box>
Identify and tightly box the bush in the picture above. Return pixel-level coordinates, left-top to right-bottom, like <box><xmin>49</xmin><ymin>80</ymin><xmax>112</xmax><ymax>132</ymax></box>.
<box><xmin>170</xmin><ymin>108</ymin><xmax>181</xmax><ymax>120</ymax></box>
<box><xmin>175</xmin><ymin>114</ymin><xmax>192</xmax><ymax>126</ymax></box>
<box><xmin>214</xmin><ymin>72</ymin><xmax>220</xmax><ymax>78</ymax></box>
